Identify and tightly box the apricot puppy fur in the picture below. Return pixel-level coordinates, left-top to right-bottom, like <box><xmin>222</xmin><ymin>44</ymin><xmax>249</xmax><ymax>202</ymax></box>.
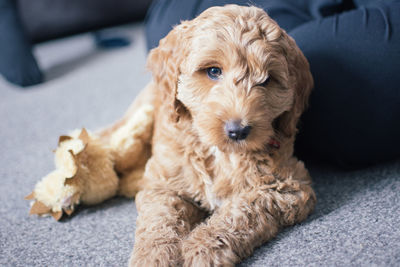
<box><xmin>27</xmin><ymin>4</ymin><xmax>316</xmax><ymax>267</ymax></box>
<box><xmin>131</xmin><ymin>5</ymin><xmax>315</xmax><ymax>266</ymax></box>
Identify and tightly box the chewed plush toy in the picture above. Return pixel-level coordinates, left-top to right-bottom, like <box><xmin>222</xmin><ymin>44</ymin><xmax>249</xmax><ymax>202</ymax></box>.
<box><xmin>26</xmin><ymin>103</ymin><xmax>154</xmax><ymax>220</ymax></box>
<box><xmin>27</xmin><ymin>5</ymin><xmax>316</xmax><ymax>266</ymax></box>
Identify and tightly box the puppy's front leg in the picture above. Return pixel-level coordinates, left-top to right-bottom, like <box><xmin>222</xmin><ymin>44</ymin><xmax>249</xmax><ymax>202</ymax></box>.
<box><xmin>182</xmin><ymin>185</ymin><xmax>315</xmax><ymax>267</ymax></box>
<box><xmin>130</xmin><ymin>187</ymin><xmax>205</xmax><ymax>267</ymax></box>
<box><xmin>182</xmin><ymin>195</ymin><xmax>279</xmax><ymax>267</ymax></box>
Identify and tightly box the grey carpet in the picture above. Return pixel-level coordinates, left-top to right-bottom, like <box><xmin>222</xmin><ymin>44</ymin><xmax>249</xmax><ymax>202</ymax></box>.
<box><xmin>1</xmin><ymin>23</ymin><xmax>399</xmax><ymax>267</ymax></box>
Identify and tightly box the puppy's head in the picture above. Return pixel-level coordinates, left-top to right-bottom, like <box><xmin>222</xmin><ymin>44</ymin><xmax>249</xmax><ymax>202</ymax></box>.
<box><xmin>148</xmin><ymin>5</ymin><xmax>313</xmax><ymax>153</ymax></box>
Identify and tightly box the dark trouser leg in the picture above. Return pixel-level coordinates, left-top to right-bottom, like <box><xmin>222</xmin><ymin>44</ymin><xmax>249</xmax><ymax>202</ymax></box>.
<box><xmin>145</xmin><ymin>0</ymin><xmax>354</xmax><ymax>49</ymax></box>
<box><xmin>293</xmin><ymin>2</ymin><xmax>400</xmax><ymax>167</ymax></box>
<box><xmin>144</xmin><ymin>0</ymin><xmax>318</xmax><ymax>49</ymax></box>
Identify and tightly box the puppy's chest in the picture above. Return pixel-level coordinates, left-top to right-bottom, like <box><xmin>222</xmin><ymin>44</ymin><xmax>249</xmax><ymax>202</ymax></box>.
<box><xmin>187</xmin><ymin>146</ymin><xmax>244</xmax><ymax>210</ymax></box>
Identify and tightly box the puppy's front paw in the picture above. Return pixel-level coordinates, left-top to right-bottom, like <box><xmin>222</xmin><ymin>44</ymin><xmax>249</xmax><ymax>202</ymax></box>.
<box><xmin>26</xmin><ymin>129</ymin><xmax>118</xmax><ymax>220</ymax></box>
<box><xmin>129</xmin><ymin>242</ymin><xmax>182</xmax><ymax>267</ymax></box>
<box><xmin>182</xmin><ymin>227</ymin><xmax>238</xmax><ymax>267</ymax></box>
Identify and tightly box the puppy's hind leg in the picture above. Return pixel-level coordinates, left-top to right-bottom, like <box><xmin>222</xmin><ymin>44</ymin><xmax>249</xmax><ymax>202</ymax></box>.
<box><xmin>98</xmin><ymin>83</ymin><xmax>156</xmax><ymax>198</ymax></box>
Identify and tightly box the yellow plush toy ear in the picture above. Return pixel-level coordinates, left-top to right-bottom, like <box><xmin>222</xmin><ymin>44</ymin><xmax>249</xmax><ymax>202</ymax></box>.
<box><xmin>146</xmin><ymin>21</ymin><xmax>193</xmax><ymax>122</ymax></box>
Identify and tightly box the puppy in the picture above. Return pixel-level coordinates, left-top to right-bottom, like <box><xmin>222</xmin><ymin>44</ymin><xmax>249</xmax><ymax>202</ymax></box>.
<box><xmin>27</xmin><ymin>4</ymin><xmax>316</xmax><ymax>266</ymax></box>
<box><xmin>130</xmin><ymin>5</ymin><xmax>315</xmax><ymax>266</ymax></box>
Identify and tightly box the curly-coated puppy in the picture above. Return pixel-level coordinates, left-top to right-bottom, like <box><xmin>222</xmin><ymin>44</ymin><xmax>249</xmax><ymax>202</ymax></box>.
<box><xmin>27</xmin><ymin>4</ymin><xmax>315</xmax><ymax>266</ymax></box>
<box><xmin>130</xmin><ymin>5</ymin><xmax>315</xmax><ymax>266</ymax></box>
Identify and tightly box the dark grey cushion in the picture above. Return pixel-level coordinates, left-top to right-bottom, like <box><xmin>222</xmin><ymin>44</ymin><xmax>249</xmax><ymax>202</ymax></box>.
<box><xmin>17</xmin><ymin>0</ymin><xmax>153</xmax><ymax>43</ymax></box>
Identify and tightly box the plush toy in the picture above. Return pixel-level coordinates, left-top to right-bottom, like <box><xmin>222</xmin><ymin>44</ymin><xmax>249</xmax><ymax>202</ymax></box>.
<box><xmin>26</xmin><ymin>89</ymin><xmax>155</xmax><ymax>220</ymax></box>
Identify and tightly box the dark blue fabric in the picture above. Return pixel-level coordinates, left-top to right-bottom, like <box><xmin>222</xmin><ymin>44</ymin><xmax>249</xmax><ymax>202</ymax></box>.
<box><xmin>293</xmin><ymin>2</ymin><xmax>400</xmax><ymax>167</ymax></box>
<box><xmin>0</xmin><ymin>0</ymin><xmax>43</xmax><ymax>87</ymax></box>
<box><xmin>145</xmin><ymin>0</ymin><xmax>400</xmax><ymax>167</ymax></box>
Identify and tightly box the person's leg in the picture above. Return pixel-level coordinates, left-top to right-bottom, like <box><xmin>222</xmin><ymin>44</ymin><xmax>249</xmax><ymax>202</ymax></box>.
<box><xmin>145</xmin><ymin>0</ymin><xmax>356</xmax><ymax>50</ymax></box>
<box><xmin>145</xmin><ymin>0</ymin><xmax>321</xmax><ymax>50</ymax></box>
<box><xmin>145</xmin><ymin>0</ymin><xmax>207</xmax><ymax>50</ymax></box>
<box><xmin>0</xmin><ymin>0</ymin><xmax>43</xmax><ymax>87</ymax></box>
<box><xmin>293</xmin><ymin>2</ymin><xmax>400</xmax><ymax>167</ymax></box>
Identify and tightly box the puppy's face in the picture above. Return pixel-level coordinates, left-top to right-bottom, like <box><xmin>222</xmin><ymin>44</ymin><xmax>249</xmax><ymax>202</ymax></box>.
<box><xmin>149</xmin><ymin>5</ymin><xmax>313</xmax><ymax>153</ymax></box>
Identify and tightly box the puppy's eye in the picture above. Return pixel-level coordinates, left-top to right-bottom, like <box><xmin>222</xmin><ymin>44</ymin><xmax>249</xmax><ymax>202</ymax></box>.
<box><xmin>258</xmin><ymin>76</ymin><xmax>270</xmax><ymax>87</ymax></box>
<box><xmin>206</xmin><ymin>67</ymin><xmax>222</xmax><ymax>80</ymax></box>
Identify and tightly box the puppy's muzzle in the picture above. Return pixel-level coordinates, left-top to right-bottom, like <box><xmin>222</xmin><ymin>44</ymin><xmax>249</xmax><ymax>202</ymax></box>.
<box><xmin>225</xmin><ymin>120</ymin><xmax>252</xmax><ymax>141</ymax></box>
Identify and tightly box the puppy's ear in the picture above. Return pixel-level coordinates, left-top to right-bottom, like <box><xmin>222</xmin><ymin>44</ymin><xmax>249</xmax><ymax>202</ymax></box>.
<box><xmin>147</xmin><ymin>22</ymin><xmax>191</xmax><ymax>122</ymax></box>
<box><xmin>274</xmin><ymin>32</ymin><xmax>313</xmax><ymax>139</ymax></box>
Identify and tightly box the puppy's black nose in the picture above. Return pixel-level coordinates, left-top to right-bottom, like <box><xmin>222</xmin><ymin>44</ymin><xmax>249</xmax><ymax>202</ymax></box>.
<box><xmin>225</xmin><ymin>120</ymin><xmax>252</xmax><ymax>141</ymax></box>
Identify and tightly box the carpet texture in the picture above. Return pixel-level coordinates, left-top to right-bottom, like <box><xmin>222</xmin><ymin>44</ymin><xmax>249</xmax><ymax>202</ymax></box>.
<box><xmin>1</xmin><ymin>23</ymin><xmax>399</xmax><ymax>267</ymax></box>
